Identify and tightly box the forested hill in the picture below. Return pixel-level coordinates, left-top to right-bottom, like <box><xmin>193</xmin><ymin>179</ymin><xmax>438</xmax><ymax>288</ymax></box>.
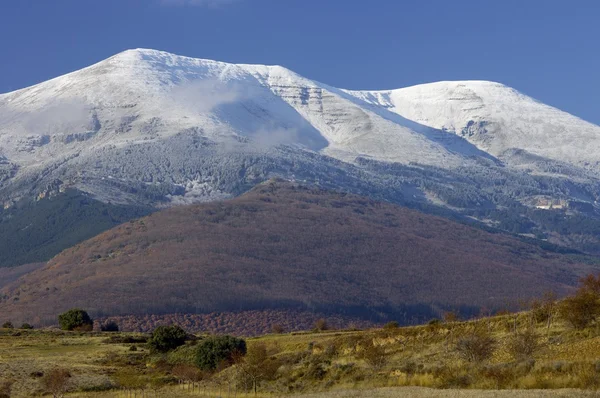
<box><xmin>0</xmin><ymin>180</ymin><xmax>597</xmax><ymax>326</ymax></box>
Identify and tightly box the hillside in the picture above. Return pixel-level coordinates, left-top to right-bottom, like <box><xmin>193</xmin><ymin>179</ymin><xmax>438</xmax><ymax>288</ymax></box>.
<box><xmin>0</xmin><ymin>180</ymin><xmax>597</xmax><ymax>326</ymax></box>
<box><xmin>3</xmin><ymin>303</ymin><xmax>600</xmax><ymax>397</ymax></box>
<box><xmin>0</xmin><ymin>189</ymin><xmax>151</xmax><ymax>267</ymax></box>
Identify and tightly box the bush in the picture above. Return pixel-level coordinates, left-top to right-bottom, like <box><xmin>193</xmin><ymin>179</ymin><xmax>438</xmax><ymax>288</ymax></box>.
<box><xmin>194</xmin><ymin>335</ymin><xmax>247</xmax><ymax>371</ymax></box>
<box><xmin>41</xmin><ymin>368</ymin><xmax>71</xmax><ymax>397</ymax></box>
<box><xmin>0</xmin><ymin>379</ymin><xmax>12</xmax><ymax>398</ymax></box>
<box><xmin>559</xmin><ymin>290</ymin><xmax>600</xmax><ymax>329</ymax></box>
<box><xmin>455</xmin><ymin>331</ymin><xmax>496</xmax><ymax>363</ymax></box>
<box><xmin>1</xmin><ymin>322</ymin><xmax>13</xmax><ymax>329</ymax></box>
<box><xmin>271</xmin><ymin>324</ymin><xmax>285</xmax><ymax>334</ymax></box>
<box><xmin>148</xmin><ymin>325</ymin><xmax>188</xmax><ymax>353</ymax></box>
<box><xmin>359</xmin><ymin>342</ymin><xmax>387</xmax><ymax>370</ymax></box>
<box><xmin>58</xmin><ymin>309</ymin><xmax>93</xmax><ymax>331</ymax></box>
<box><xmin>100</xmin><ymin>321</ymin><xmax>119</xmax><ymax>332</ymax></box>
<box><xmin>383</xmin><ymin>321</ymin><xmax>399</xmax><ymax>330</ymax></box>
<box><xmin>20</xmin><ymin>323</ymin><xmax>33</xmax><ymax>330</ymax></box>
<box><xmin>507</xmin><ymin>329</ymin><xmax>539</xmax><ymax>360</ymax></box>
<box><xmin>314</xmin><ymin>318</ymin><xmax>329</xmax><ymax>332</ymax></box>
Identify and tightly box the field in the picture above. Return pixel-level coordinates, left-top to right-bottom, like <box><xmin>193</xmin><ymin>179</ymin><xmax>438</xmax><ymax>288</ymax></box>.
<box><xmin>3</xmin><ymin>307</ymin><xmax>600</xmax><ymax>397</ymax></box>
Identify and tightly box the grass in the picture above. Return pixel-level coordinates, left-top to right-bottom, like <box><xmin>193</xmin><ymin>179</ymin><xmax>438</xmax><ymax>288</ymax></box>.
<box><xmin>3</xmin><ymin>311</ymin><xmax>600</xmax><ymax>397</ymax></box>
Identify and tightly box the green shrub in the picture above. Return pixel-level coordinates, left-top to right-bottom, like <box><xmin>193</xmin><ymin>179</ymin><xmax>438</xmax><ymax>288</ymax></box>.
<box><xmin>194</xmin><ymin>335</ymin><xmax>246</xmax><ymax>371</ymax></box>
<box><xmin>20</xmin><ymin>323</ymin><xmax>33</xmax><ymax>330</ymax></box>
<box><xmin>148</xmin><ymin>325</ymin><xmax>188</xmax><ymax>353</ymax></box>
<box><xmin>1</xmin><ymin>322</ymin><xmax>13</xmax><ymax>329</ymax></box>
<box><xmin>58</xmin><ymin>309</ymin><xmax>93</xmax><ymax>331</ymax></box>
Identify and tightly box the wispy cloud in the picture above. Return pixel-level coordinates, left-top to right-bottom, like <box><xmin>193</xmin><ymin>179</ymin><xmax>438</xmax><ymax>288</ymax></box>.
<box><xmin>159</xmin><ymin>0</ymin><xmax>239</xmax><ymax>7</ymax></box>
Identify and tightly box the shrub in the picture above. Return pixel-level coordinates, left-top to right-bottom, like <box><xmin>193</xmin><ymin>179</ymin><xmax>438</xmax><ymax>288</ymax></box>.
<box><xmin>455</xmin><ymin>331</ymin><xmax>496</xmax><ymax>363</ymax></box>
<box><xmin>41</xmin><ymin>368</ymin><xmax>71</xmax><ymax>398</ymax></box>
<box><xmin>507</xmin><ymin>329</ymin><xmax>539</xmax><ymax>360</ymax></box>
<box><xmin>148</xmin><ymin>325</ymin><xmax>188</xmax><ymax>353</ymax></box>
<box><xmin>58</xmin><ymin>309</ymin><xmax>93</xmax><ymax>331</ymax></box>
<box><xmin>1</xmin><ymin>322</ymin><xmax>13</xmax><ymax>329</ymax></box>
<box><xmin>559</xmin><ymin>290</ymin><xmax>600</xmax><ymax>329</ymax></box>
<box><xmin>443</xmin><ymin>312</ymin><xmax>459</xmax><ymax>322</ymax></box>
<box><xmin>20</xmin><ymin>323</ymin><xmax>33</xmax><ymax>330</ymax></box>
<box><xmin>194</xmin><ymin>335</ymin><xmax>247</xmax><ymax>371</ymax></box>
<box><xmin>531</xmin><ymin>291</ymin><xmax>556</xmax><ymax>324</ymax></box>
<box><xmin>271</xmin><ymin>324</ymin><xmax>285</xmax><ymax>334</ymax></box>
<box><xmin>0</xmin><ymin>380</ymin><xmax>12</xmax><ymax>398</ymax></box>
<box><xmin>383</xmin><ymin>321</ymin><xmax>399</xmax><ymax>330</ymax></box>
<box><xmin>314</xmin><ymin>318</ymin><xmax>329</xmax><ymax>332</ymax></box>
<box><xmin>172</xmin><ymin>364</ymin><xmax>203</xmax><ymax>386</ymax></box>
<box><xmin>100</xmin><ymin>321</ymin><xmax>119</xmax><ymax>332</ymax></box>
<box><xmin>359</xmin><ymin>342</ymin><xmax>387</xmax><ymax>370</ymax></box>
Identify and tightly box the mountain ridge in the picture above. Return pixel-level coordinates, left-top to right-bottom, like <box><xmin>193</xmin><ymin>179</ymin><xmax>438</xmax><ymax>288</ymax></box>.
<box><xmin>2</xmin><ymin>48</ymin><xmax>600</xmax><ymax>262</ymax></box>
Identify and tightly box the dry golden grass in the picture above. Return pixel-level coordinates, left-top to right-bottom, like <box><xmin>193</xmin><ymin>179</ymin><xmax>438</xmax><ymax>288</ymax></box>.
<box><xmin>2</xmin><ymin>311</ymin><xmax>600</xmax><ymax>396</ymax></box>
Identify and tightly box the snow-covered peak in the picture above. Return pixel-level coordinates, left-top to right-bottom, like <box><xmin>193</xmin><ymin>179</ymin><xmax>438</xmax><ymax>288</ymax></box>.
<box><xmin>1</xmin><ymin>48</ymin><xmax>599</xmax><ymax>194</ymax></box>
<box><xmin>345</xmin><ymin>80</ymin><xmax>600</xmax><ymax>168</ymax></box>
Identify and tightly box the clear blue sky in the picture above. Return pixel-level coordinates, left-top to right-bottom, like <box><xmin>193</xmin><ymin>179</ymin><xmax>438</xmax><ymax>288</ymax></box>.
<box><xmin>1</xmin><ymin>0</ymin><xmax>598</xmax><ymax>124</ymax></box>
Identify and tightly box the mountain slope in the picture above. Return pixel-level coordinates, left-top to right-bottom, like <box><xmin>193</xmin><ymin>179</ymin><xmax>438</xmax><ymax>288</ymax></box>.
<box><xmin>0</xmin><ymin>180</ymin><xmax>596</xmax><ymax>326</ymax></box>
<box><xmin>2</xmin><ymin>49</ymin><xmax>600</xmax><ymax>261</ymax></box>
<box><xmin>346</xmin><ymin>81</ymin><xmax>600</xmax><ymax>170</ymax></box>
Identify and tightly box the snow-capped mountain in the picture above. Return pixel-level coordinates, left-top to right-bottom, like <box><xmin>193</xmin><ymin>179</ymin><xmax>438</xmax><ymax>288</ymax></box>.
<box><xmin>0</xmin><ymin>49</ymin><xmax>599</xmax><ymax>217</ymax></box>
<box><xmin>347</xmin><ymin>81</ymin><xmax>600</xmax><ymax>170</ymax></box>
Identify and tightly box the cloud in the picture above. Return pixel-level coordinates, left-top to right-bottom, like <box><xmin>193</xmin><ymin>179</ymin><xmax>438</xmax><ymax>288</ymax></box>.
<box><xmin>159</xmin><ymin>0</ymin><xmax>239</xmax><ymax>7</ymax></box>
<box><xmin>22</xmin><ymin>99</ymin><xmax>93</xmax><ymax>136</ymax></box>
<box><xmin>170</xmin><ymin>79</ymin><xmax>244</xmax><ymax>114</ymax></box>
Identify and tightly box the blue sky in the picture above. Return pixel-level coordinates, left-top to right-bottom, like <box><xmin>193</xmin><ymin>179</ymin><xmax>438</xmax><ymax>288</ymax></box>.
<box><xmin>1</xmin><ymin>0</ymin><xmax>598</xmax><ymax>124</ymax></box>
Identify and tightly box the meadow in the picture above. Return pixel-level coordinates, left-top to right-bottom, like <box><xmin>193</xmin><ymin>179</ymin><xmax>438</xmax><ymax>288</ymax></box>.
<box><xmin>3</xmin><ymin>304</ymin><xmax>600</xmax><ymax>397</ymax></box>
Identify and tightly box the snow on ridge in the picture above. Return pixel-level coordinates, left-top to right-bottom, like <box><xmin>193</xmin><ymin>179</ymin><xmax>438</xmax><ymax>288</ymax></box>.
<box><xmin>1</xmin><ymin>48</ymin><xmax>599</xmax><ymax>182</ymax></box>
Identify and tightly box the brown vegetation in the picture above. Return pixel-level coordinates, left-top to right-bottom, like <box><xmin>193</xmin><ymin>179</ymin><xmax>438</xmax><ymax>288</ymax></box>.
<box><xmin>41</xmin><ymin>368</ymin><xmax>70</xmax><ymax>398</ymax></box>
<box><xmin>0</xmin><ymin>180</ymin><xmax>594</xmax><ymax>325</ymax></box>
<box><xmin>97</xmin><ymin>310</ymin><xmax>375</xmax><ymax>335</ymax></box>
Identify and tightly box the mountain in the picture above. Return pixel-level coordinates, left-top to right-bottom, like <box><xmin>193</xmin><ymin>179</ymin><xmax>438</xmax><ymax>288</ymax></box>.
<box><xmin>347</xmin><ymin>81</ymin><xmax>600</xmax><ymax>169</ymax></box>
<box><xmin>0</xmin><ymin>180</ymin><xmax>596</xmax><ymax>326</ymax></box>
<box><xmin>1</xmin><ymin>49</ymin><xmax>600</xmax><ymax>263</ymax></box>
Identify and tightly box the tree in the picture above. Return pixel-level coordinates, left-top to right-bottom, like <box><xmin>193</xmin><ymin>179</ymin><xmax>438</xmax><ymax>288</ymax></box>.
<box><xmin>455</xmin><ymin>331</ymin><xmax>496</xmax><ymax>363</ymax></box>
<box><xmin>100</xmin><ymin>320</ymin><xmax>119</xmax><ymax>332</ymax></box>
<box><xmin>58</xmin><ymin>309</ymin><xmax>93</xmax><ymax>331</ymax></box>
<box><xmin>148</xmin><ymin>325</ymin><xmax>188</xmax><ymax>353</ymax></box>
<box><xmin>41</xmin><ymin>369</ymin><xmax>71</xmax><ymax>398</ymax></box>
<box><xmin>1</xmin><ymin>322</ymin><xmax>13</xmax><ymax>329</ymax></box>
<box><xmin>20</xmin><ymin>323</ymin><xmax>33</xmax><ymax>330</ymax></box>
<box><xmin>172</xmin><ymin>364</ymin><xmax>203</xmax><ymax>392</ymax></box>
<box><xmin>195</xmin><ymin>335</ymin><xmax>247</xmax><ymax>371</ymax></box>
<box><xmin>238</xmin><ymin>343</ymin><xmax>280</xmax><ymax>396</ymax></box>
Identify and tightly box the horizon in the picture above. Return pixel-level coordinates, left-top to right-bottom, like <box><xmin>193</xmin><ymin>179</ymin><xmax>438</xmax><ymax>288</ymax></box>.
<box><xmin>1</xmin><ymin>0</ymin><xmax>599</xmax><ymax>125</ymax></box>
